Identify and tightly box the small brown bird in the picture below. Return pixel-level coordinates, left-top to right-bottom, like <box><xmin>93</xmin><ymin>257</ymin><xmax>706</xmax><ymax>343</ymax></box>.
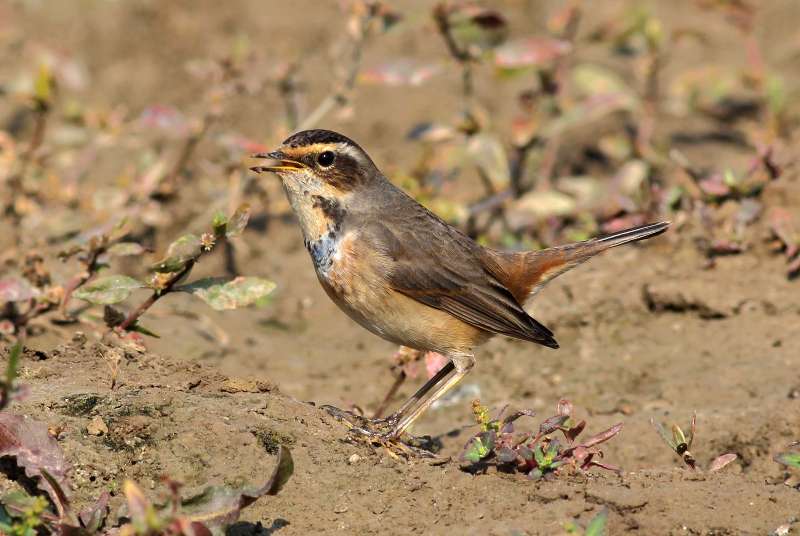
<box><xmin>252</xmin><ymin>129</ymin><xmax>668</xmax><ymax>440</ymax></box>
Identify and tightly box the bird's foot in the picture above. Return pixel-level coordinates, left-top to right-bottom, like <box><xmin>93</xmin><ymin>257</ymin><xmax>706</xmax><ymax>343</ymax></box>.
<box><xmin>321</xmin><ymin>405</ymin><xmax>436</xmax><ymax>459</ymax></box>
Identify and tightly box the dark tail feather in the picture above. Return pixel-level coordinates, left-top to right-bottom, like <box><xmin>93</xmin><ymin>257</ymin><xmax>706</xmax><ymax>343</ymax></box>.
<box><xmin>594</xmin><ymin>221</ymin><xmax>670</xmax><ymax>248</ymax></box>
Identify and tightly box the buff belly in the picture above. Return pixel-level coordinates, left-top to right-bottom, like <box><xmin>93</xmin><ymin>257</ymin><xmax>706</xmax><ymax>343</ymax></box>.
<box><xmin>312</xmin><ymin>232</ymin><xmax>489</xmax><ymax>355</ymax></box>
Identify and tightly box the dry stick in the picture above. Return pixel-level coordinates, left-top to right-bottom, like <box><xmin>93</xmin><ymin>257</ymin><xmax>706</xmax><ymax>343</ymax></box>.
<box><xmin>15</xmin><ymin>102</ymin><xmax>49</xmax><ymax>182</ymax></box>
<box><xmin>297</xmin><ymin>8</ymin><xmax>372</xmax><ymax>131</ymax></box>
<box><xmin>373</xmin><ymin>371</ymin><xmax>407</xmax><ymax>419</ymax></box>
<box><xmin>433</xmin><ymin>4</ymin><xmax>474</xmax><ymax>118</ymax></box>
<box><xmin>278</xmin><ymin>62</ymin><xmax>302</xmax><ymax>131</ymax></box>
<box><xmin>157</xmin><ymin>114</ymin><xmax>215</xmax><ymax>198</ymax></box>
<box><xmin>60</xmin><ymin>248</ymin><xmax>103</xmax><ymax>316</ymax></box>
<box><xmin>7</xmin><ymin>103</ymin><xmax>50</xmax><ymax>246</ymax></box>
<box><xmin>536</xmin><ymin>6</ymin><xmax>581</xmax><ymax>192</ymax></box>
<box><xmin>117</xmin><ymin>261</ymin><xmax>195</xmax><ymax>332</ymax></box>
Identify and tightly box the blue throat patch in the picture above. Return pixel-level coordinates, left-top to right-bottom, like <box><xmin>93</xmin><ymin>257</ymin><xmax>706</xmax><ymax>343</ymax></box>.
<box><xmin>306</xmin><ymin>229</ymin><xmax>339</xmax><ymax>274</ymax></box>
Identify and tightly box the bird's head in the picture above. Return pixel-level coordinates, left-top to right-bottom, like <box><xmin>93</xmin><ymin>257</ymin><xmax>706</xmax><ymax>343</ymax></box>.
<box><xmin>251</xmin><ymin>129</ymin><xmax>382</xmax><ymax>238</ymax></box>
<box><xmin>252</xmin><ymin>129</ymin><xmax>381</xmax><ymax>198</ymax></box>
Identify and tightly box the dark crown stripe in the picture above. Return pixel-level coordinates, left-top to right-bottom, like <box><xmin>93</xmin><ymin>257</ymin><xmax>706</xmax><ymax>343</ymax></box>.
<box><xmin>282</xmin><ymin>129</ymin><xmax>363</xmax><ymax>150</ymax></box>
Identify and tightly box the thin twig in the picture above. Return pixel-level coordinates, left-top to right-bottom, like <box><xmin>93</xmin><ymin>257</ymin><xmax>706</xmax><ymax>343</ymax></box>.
<box><xmin>117</xmin><ymin>261</ymin><xmax>195</xmax><ymax>332</ymax></box>
<box><xmin>278</xmin><ymin>62</ymin><xmax>302</xmax><ymax>131</ymax></box>
<box><xmin>156</xmin><ymin>114</ymin><xmax>215</xmax><ymax>198</ymax></box>
<box><xmin>297</xmin><ymin>5</ymin><xmax>374</xmax><ymax>131</ymax></box>
<box><xmin>60</xmin><ymin>248</ymin><xmax>103</xmax><ymax>316</ymax></box>
<box><xmin>535</xmin><ymin>4</ymin><xmax>582</xmax><ymax>191</ymax></box>
<box><xmin>373</xmin><ymin>371</ymin><xmax>406</xmax><ymax>419</ymax></box>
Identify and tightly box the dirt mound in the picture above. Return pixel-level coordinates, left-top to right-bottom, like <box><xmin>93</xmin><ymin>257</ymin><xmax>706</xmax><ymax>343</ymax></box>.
<box><xmin>3</xmin><ymin>287</ymin><xmax>798</xmax><ymax>536</ymax></box>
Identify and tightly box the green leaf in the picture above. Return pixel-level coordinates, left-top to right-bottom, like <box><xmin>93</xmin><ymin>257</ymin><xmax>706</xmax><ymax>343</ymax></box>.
<box><xmin>225</xmin><ymin>204</ymin><xmax>251</xmax><ymax>238</ymax></box>
<box><xmin>533</xmin><ymin>445</ymin><xmax>546</xmax><ymax>466</ymax></box>
<box><xmin>445</xmin><ymin>5</ymin><xmax>508</xmax><ymax>57</ymax></box>
<box><xmin>462</xmin><ymin>431</ymin><xmax>495</xmax><ymax>463</ymax></box>
<box><xmin>73</xmin><ymin>275</ymin><xmax>146</xmax><ymax>305</ymax></box>
<box><xmin>107</xmin><ymin>242</ymin><xmax>146</xmax><ymax>257</ymax></box>
<box><xmin>775</xmin><ymin>451</ymin><xmax>800</xmax><ymax>470</ymax></box>
<box><xmin>129</xmin><ymin>322</ymin><xmax>160</xmax><ymax>339</ymax></box>
<box><xmin>212</xmin><ymin>211</ymin><xmax>228</xmax><ymax>236</ymax></box>
<box><xmin>151</xmin><ymin>234</ymin><xmax>202</xmax><ymax>273</ymax></box>
<box><xmin>650</xmin><ymin>419</ymin><xmax>677</xmax><ymax>450</ymax></box>
<box><xmin>33</xmin><ymin>64</ymin><xmax>53</xmax><ymax>105</ymax></box>
<box><xmin>466</xmin><ymin>133</ymin><xmax>510</xmax><ymax>189</ymax></box>
<box><xmin>584</xmin><ymin>508</ymin><xmax>609</xmax><ymax>536</ymax></box>
<box><xmin>4</xmin><ymin>342</ymin><xmax>21</xmax><ymax>393</ymax></box>
<box><xmin>177</xmin><ymin>277</ymin><xmax>276</xmax><ymax>311</ymax></box>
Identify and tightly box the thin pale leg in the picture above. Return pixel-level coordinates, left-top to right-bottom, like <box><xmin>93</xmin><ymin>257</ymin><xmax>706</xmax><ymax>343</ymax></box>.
<box><xmin>388</xmin><ymin>353</ymin><xmax>474</xmax><ymax>438</ymax></box>
<box><xmin>376</xmin><ymin>360</ymin><xmax>455</xmax><ymax>426</ymax></box>
<box><xmin>323</xmin><ymin>360</ymin><xmax>456</xmax><ymax>433</ymax></box>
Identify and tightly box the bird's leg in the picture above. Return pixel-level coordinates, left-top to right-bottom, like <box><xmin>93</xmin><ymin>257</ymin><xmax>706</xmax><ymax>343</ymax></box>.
<box><xmin>373</xmin><ymin>360</ymin><xmax>455</xmax><ymax>428</ymax></box>
<box><xmin>323</xmin><ymin>358</ymin><xmax>455</xmax><ymax>431</ymax></box>
<box><xmin>386</xmin><ymin>353</ymin><xmax>474</xmax><ymax>439</ymax></box>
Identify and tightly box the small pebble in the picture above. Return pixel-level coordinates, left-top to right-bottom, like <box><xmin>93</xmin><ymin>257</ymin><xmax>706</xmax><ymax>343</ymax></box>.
<box><xmin>348</xmin><ymin>454</ymin><xmax>361</xmax><ymax>464</ymax></box>
<box><xmin>86</xmin><ymin>416</ymin><xmax>108</xmax><ymax>436</ymax></box>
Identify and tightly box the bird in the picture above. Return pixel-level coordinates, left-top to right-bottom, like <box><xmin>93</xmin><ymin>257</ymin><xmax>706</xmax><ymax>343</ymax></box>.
<box><xmin>251</xmin><ymin>129</ymin><xmax>668</xmax><ymax>441</ymax></box>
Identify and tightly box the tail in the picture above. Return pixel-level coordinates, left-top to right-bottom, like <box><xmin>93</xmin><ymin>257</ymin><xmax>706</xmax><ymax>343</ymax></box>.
<box><xmin>487</xmin><ymin>222</ymin><xmax>670</xmax><ymax>304</ymax></box>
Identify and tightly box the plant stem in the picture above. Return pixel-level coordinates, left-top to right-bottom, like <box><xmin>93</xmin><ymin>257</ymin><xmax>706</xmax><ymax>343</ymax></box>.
<box><xmin>278</xmin><ymin>62</ymin><xmax>302</xmax><ymax>131</ymax></box>
<box><xmin>297</xmin><ymin>6</ymin><xmax>372</xmax><ymax>131</ymax></box>
<box><xmin>60</xmin><ymin>249</ymin><xmax>103</xmax><ymax>316</ymax></box>
<box><xmin>117</xmin><ymin>261</ymin><xmax>195</xmax><ymax>332</ymax></box>
<box><xmin>156</xmin><ymin>114</ymin><xmax>214</xmax><ymax>198</ymax></box>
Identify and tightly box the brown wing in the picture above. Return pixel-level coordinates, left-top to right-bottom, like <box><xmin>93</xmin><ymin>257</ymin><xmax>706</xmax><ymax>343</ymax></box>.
<box><xmin>361</xmin><ymin>213</ymin><xmax>558</xmax><ymax>349</ymax></box>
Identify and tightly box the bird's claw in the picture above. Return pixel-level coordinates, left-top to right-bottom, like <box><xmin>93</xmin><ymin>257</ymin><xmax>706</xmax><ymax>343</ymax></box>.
<box><xmin>321</xmin><ymin>405</ymin><xmax>435</xmax><ymax>458</ymax></box>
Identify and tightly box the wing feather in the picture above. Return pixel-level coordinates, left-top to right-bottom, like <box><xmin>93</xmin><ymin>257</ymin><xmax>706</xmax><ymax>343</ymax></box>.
<box><xmin>361</xmin><ymin>216</ymin><xmax>558</xmax><ymax>349</ymax></box>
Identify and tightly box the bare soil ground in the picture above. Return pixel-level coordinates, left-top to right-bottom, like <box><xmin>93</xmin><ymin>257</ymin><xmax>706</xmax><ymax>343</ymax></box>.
<box><xmin>2</xmin><ymin>1</ymin><xmax>800</xmax><ymax>535</ymax></box>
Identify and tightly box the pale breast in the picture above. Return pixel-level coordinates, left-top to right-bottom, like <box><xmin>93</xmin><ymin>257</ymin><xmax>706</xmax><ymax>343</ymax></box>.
<box><xmin>313</xmin><ymin>230</ymin><xmax>489</xmax><ymax>355</ymax></box>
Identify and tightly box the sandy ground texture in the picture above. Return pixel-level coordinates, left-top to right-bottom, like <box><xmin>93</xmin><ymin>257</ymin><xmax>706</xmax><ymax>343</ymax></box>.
<box><xmin>2</xmin><ymin>0</ymin><xmax>800</xmax><ymax>535</ymax></box>
<box><xmin>5</xmin><ymin>233</ymin><xmax>800</xmax><ymax>535</ymax></box>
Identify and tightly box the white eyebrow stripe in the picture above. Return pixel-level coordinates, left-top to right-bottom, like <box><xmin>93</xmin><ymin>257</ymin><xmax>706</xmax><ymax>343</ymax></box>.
<box><xmin>337</xmin><ymin>143</ymin><xmax>365</xmax><ymax>163</ymax></box>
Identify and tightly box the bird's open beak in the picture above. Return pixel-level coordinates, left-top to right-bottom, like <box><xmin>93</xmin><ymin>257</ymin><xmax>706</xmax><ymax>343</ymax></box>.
<box><xmin>250</xmin><ymin>151</ymin><xmax>305</xmax><ymax>173</ymax></box>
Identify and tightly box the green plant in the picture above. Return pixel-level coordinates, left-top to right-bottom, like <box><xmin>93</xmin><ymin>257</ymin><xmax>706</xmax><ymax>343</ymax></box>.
<box><xmin>460</xmin><ymin>399</ymin><xmax>622</xmax><ymax>479</ymax></box>
<box><xmin>0</xmin><ymin>493</ymin><xmax>49</xmax><ymax>536</ymax></box>
<box><xmin>565</xmin><ymin>508</ymin><xmax>609</xmax><ymax>536</ymax></box>
<box><xmin>0</xmin><ymin>342</ymin><xmax>22</xmax><ymax>410</ymax></box>
<box><xmin>72</xmin><ymin>204</ymin><xmax>274</xmax><ymax>338</ymax></box>
<box><xmin>651</xmin><ymin>413</ymin><xmax>738</xmax><ymax>472</ymax></box>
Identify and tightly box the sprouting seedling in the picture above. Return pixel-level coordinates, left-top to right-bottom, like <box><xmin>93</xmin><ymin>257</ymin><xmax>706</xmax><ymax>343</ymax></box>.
<box><xmin>0</xmin><ymin>342</ymin><xmax>22</xmax><ymax>411</ymax></box>
<box><xmin>774</xmin><ymin>441</ymin><xmax>800</xmax><ymax>487</ymax></box>
<box><xmin>72</xmin><ymin>204</ymin><xmax>275</xmax><ymax>339</ymax></box>
<box><xmin>651</xmin><ymin>413</ymin><xmax>737</xmax><ymax>472</ymax></box>
<box><xmin>651</xmin><ymin>412</ymin><xmax>697</xmax><ymax>469</ymax></box>
<box><xmin>461</xmin><ymin>399</ymin><xmax>622</xmax><ymax>480</ymax></box>
<box><xmin>565</xmin><ymin>508</ymin><xmax>609</xmax><ymax>536</ymax></box>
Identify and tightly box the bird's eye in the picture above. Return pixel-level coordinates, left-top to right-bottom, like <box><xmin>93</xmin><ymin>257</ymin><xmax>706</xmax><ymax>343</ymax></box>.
<box><xmin>316</xmin><ymin>151</ymin><xmax>335</xmax><ymax>168</ymax></box>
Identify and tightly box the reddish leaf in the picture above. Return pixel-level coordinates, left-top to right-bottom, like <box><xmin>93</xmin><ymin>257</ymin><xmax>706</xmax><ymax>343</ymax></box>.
<box><xmin>0</xmin><ymin>413</ymin><xmax>70</xmax><ymax>509</ymax></box>
<box><xmin>564</xmin><ymin>420</ymin><xmax>586</xmax><ymax>444</ymax></box>
<box><xmin>361</xmin><ymin>60</ymin><xmax>440</xmax><ymax>87</ymax></box>
<box><xmin>698</xmin><ymin>173</ymin><xmax>731</xmax><ymax>198</ymax></box>
<box><xmin>139</xmin><ymin>105</ymin><xmax>189</xmax><ymax>136</ymax></box>
<box><xmin>0</xmin><ymin>277</ymin><xmax>39</xmax><ymax>302</ymax></box>
<box><xmin>580</xmin><ymin>422</ymin><xmax>623</xmax><ymax>449</ymax></box>
<box><xmin>556</xmin><ymin>399</ymin><xmax>573</xmax><ymax>417</ymax></box>
<box><xmin>539</xmin><ymin>415</ymin><xmax>569</xmax><ymax>436</ymax></box>
<box><xmin>494</xmin><ymin>37</ymin><xmax>571</xmax><ymax>69</ymax></box>
<box><xmin>424</xmin><ymin>352</ymin><xmax>449</xmax><ymax>379</ymax></box>
<box><xmin>79</xmin><ymin>492</ymin><xmax>110</xmax><ymax>532</ymax></box>
<box><xmin>708</xmin><ymin>453</ymin><xmax>737</xmax><ymax>473</ymax></box>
